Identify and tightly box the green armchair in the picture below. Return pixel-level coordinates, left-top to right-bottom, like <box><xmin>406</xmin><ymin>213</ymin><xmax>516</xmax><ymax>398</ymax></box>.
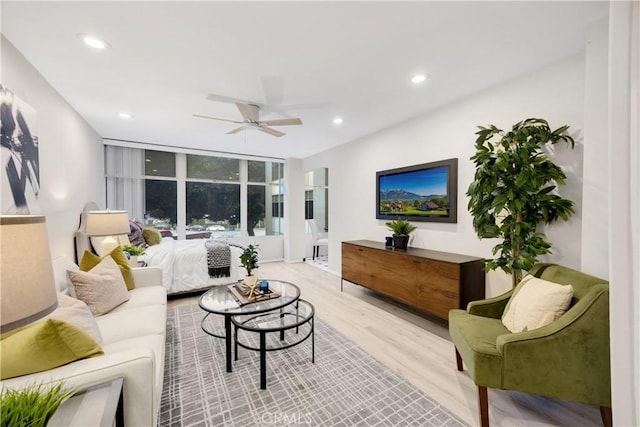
<box><xmin>449</xmin><ymin>263</ymin><xmax>611</xmax><ymax>427</ymax></box>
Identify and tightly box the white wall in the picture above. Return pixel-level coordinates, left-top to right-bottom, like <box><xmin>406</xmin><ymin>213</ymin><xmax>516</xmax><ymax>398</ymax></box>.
<box><xmin>1</xmin><ymin>37</ymin><xmax>104</xmax><ymax>259</ymax></box>
<box><xmin>581</xmin><ymin>19</ymin><xmax>610</xmax><ymax>279</ymax></box>
<box><xmin>304</xmin><ymin>54</ymin><xmax>586</xmax><ymax>296</ymax></box>
<box><xmin>284</xmin><ymin>158</ymin><xmax>305</xmax><ymax>263</ymax></box>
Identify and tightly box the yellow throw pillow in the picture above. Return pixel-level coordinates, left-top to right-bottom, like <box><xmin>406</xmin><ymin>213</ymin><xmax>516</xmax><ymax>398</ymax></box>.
<box><xmin>79</xmin><ymin>246</ymin><xmax>135</xmax><ymax>290</ymax></box>
<box><xmin>502</xmin><ymin>275</ymin><xmax>574</xmax><ymax>333</ymax></box>
<box><xmin>0</xmin><ymin>319</ymin><xmax>103</xmax><ymax>380</ymax></box>
<box><xmin>142</xmin><ymin>227</ymin><xmax>162</xmax><ymax>246</ymax></box>
<box><xmin>68</xmin><ymin>257</ymin><xmax>130</xmax><ymax>316</ymax></box>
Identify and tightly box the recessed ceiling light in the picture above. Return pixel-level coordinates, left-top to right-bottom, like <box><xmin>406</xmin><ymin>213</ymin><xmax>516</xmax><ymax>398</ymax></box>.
<box><xmin>118</xmin><ymin>112</ymin><xmax>133</xmax><ymax>119</ymax></box>
<box><xmin>411</xmin><ymin>74</ymin><xmax>427</xmax><ymax>84</ymax></box>
<box><xmin>333</xmin><ymin>117</ymin><xmax>343</xmax><ymax>125</ymax></box>
<box><xmin>78</xmin><ymin>33</ymin><xmax>111</xmax><ymax>50</ymax></box>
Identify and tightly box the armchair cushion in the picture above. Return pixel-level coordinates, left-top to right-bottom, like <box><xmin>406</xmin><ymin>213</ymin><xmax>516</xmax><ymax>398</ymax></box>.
<box><xmin>449</xmin><ymin>309</ymin><xmax>507</xmax><ymax>388</ymax></box>
<box><xmin>501</xmin><ymin>275</ymin><xmax>574</xmax><ymax>333</ymax></box>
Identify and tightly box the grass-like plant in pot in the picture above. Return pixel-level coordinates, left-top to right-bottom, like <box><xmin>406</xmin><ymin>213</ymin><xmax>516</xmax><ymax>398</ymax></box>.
<box><xmin>467</xmin><ymin>118</ymin><xmax>575</xmax><ymax>288</ymax></box>
<box><xmin>385</xmin><ymin>218</ymin><xmax>417</xmax><ymax>250</ymax></box>
<box><xmin>0</xmin><ymin>382</ymin><xmax>74</xmax><ymax>427</ymax></box>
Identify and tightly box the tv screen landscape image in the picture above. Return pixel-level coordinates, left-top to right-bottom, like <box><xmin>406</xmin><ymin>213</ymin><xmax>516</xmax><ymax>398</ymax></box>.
<box><xmin>376</xmin><ymin>158</ymin><xmax>458</xmax><ymax>223</ymax></box>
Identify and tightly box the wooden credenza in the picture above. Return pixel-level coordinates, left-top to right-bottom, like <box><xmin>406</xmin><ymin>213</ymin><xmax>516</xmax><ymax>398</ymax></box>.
<box><xmin>341</xmin><ymin>240</ymin><xmax>485</xmax><ymax>320</ymax></box>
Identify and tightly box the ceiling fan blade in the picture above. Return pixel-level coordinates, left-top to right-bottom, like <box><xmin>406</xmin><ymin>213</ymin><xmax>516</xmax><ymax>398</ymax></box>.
<box><xmin>258</xmin><ymin>126</ymin><xmax>285</xmax><ymax>137</ymax></box>
<box><xmin>193</xmin><ymin>114</ymin><xmax>242</xmax><ymax>124</ymax></box>
<box><xmin>260</xmin><ymin>118</ymin><xmax>303</xmax><ymax>126</ymax></box>
<box><xmin>206</xmin><ymin>93</ymin><xmax>264</xmax><ymax>108</ymax></box>
<box><xmin>226</xmin><ymin>126</ymin><xmax>245</xmax><ymax>135</ymax></box>
<box><xmin>236</xmin><ymin>103</ymin><xmax>259</xmax><ymax>122</ymax></box>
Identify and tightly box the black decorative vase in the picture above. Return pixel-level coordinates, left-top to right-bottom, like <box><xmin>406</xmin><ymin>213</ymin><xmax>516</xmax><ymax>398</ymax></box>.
<box><xmin>392</xmin><ymin>234</ymin><xmax>409</xmax><ymax>250</ymax></box>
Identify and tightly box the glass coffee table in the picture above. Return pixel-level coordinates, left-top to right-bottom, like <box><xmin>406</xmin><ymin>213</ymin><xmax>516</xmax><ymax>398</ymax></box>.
<box><xmin>199</xmin><ymin>279</ymin><xmax>301</xmax><ymax>372</ymax></box>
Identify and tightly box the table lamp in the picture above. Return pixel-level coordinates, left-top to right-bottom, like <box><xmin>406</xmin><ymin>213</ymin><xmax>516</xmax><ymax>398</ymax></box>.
<box><xmin>85</xmin><ymin>210</ymin><xmax>129</xmax><ymax>237</ymax></box>
<box><xmin>0</xmin><ymin>215</ymin><xmax>58</xmax><ymax>333</ymax></box>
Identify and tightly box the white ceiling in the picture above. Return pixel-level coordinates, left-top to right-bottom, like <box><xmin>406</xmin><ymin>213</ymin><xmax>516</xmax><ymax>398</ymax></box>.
<box><xmin>2</xmin><ymin>1</ymin><xmax>608</xmax><ymax>160</ymax></box>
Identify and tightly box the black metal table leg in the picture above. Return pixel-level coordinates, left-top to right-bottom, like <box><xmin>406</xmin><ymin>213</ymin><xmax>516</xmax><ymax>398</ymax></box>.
<box><xmin>260</xmin><ymin>331</ymin><xmax>267</xmax><ymax>390</ymax></box>
<box><xmin>234</xmin><ymin>322</ymin><xmax>239</xmax><ymax>361</ymax></box>
<box><xmin>311</xmin><ymin>316</ymin><xmax>315</xmax><ymax>363</ymax></box>
<box><xmin>279</xmin><ymin>308</ymin><xmax>285</xmax><ymax>341</ymax></box>
<box><xmin>225</xmin><ymin>314</ymin><xmax>233</xmax><ymax>372</ymax></box>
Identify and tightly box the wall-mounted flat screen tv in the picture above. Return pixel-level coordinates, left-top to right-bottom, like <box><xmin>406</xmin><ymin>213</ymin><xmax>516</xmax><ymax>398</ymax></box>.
<box><xmin>376</xmin><ymin>158</ymin><xmax>458</xmax><ymax>223</ymax></box>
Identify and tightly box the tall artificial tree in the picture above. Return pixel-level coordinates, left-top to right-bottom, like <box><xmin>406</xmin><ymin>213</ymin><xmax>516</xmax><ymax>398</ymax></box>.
<box><xmin>467</xmin><ymin>118</ymin><xmax>576</xmax><ymax>288</ymax></box>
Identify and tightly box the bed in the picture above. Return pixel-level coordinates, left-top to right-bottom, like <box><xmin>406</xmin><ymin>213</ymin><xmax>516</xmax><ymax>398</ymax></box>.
<box><xmin>74</xmin><ymin>202</ymin><xmax>245</xmax><ymax>295</ymax></box>
<box><xmin>139</xmin><ymin>237</ymin><xmax>244</xmax><ymax>294</ymax></box>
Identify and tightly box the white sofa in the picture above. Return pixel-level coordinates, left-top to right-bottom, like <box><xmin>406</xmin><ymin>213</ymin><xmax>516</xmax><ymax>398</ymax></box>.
<box><xmin>0</xmin><ymin>256</ymin><xmax>167</xmax><ymax>426</ymax></box>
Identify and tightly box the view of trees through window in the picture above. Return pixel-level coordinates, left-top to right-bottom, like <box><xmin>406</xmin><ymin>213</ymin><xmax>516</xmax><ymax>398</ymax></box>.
<box><xmin>139</xmin><ymin>150</ymin><xmax>284</xmax><ymax>238</ymax></box>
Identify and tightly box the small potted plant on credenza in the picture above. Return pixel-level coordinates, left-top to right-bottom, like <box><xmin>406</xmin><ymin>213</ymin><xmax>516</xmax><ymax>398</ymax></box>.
<box><xmin>385</xmin><ymin>218</ymin><xmax>417</xmax><ymax>250</ymax></box>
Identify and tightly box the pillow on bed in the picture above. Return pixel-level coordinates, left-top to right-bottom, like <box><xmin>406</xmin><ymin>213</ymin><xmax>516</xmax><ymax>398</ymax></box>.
<box><xmin>128</xmin><ymin>219</ymin><xmax>146</xmax><ymax>246</ymax></box>
<box><xmin>143</xmin><ymin>227</ymin><xmax>162</xmax><ymax>246</ymax></box>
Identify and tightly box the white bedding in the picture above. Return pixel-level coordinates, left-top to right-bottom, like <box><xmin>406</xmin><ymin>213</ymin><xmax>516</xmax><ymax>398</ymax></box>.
<box><xmin>141</xmin><ymin>237</ymin><xmax>244</xmax><ymax>294</ymax></box>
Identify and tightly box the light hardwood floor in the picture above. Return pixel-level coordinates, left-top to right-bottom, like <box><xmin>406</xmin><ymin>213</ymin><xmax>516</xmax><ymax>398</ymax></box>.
<box><xmin>168</xmin><ymin>261</ymin><xmax>602</xmax><ymax>427</ymax></box>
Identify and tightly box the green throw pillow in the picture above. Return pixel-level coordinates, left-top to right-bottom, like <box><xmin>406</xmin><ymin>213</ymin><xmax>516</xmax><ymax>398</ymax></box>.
<box><xmin>142</xmin><ymin>227</ymin><xmax>162</xmax><ymax>246</ymax></box>
<box><xmin>0</xmin><ymin>319</ymin><xmax>103</xmax><ymax>380</ymax></box>
<box><xmin>79</xmin><ymin>246</ymin><xmax>135</xmax><ymax>290</ymax></box>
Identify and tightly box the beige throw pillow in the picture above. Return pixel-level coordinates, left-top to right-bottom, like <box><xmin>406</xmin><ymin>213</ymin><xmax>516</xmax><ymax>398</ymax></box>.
<box><xmin>67</xmin><ymin>256</ymin><xmax>130</xmax><ymax>316</ymax></box>
<box><xmin>502</xmin><ymin>275</ymin><xmax>574</xmax><ymax>333</ymax></box>
<box><xmin>44</xmin><ymin>293</ymin><xmax>104</xmax><ymax>344</ymax></box>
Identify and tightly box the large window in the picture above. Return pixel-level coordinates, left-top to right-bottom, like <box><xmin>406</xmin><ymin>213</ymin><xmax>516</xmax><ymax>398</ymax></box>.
<box><xmin>186</xmin><ymin>182</ymin><xmax>240</xmax><ymax>237</ymax></box>
<box><xmin>186</xmin><ymin>155</ymin><xmax>241</xmax><ymax>237</ymax></box>
<box><xmin>187</xmin><ymin>155</ymin><xmax>239</xmax><ymax>181</ymax></box>
<box><xmin>144</xmin><ymin>150</ymin><xmax>177</xmax><ymax>233</ymax></box>
<box><xmin>145</xmin><ymin>179</ymin><xmax>177</xmax><ymax>230</ymax></box>
<box><xmin>105</xmin><ymin>145</ymin><xmax>284</xmax><ymax>239</ymax></box>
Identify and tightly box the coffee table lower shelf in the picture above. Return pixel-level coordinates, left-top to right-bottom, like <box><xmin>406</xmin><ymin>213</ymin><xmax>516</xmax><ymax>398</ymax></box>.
<box><xmin>232</xmin><ymin>299</ymin><xmax>315</xmax><ymax>389</ymax></box>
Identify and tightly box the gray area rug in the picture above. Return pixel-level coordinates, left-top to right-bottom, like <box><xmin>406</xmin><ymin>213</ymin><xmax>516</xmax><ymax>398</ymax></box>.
<box><xmin>160</xmin><ymin>303</ymin><xmax>466</xmax><ymax>426</ymax></box>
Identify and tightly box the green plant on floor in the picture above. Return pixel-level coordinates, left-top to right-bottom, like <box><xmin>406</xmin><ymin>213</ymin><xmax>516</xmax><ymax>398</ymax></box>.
<box><xmin>240</xmin><ymin>244</ymin><xmax>260</xmax><ymax>276</ymax></box>
<box><xmin>121</xmin><ymin>244</ymin><xmax>146</xmax><ymax>256</ymax></box>
<box><xmin>466</xmin><ymin>118</ymin><xmax>576</xmax><ymax>287</ymax></box>
<box><xmin>0</xmin><ymin>382</ymin><xmax>74</xmax><ymax>427</ymax></box>
<box><xmin>385</xmin><ymin>218</ymin><xmax>417</xmax><ymax>236</ymax></box>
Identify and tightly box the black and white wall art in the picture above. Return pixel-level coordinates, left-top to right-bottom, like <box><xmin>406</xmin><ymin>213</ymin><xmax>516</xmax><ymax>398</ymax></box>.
<box><xmin>1</xmin><ymin>85</ymin><xmax>41</xmax><ymax>214</ymax></box>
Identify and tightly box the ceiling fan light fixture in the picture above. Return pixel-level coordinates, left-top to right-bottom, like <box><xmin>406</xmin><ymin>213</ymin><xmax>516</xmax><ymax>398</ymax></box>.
<box><xmin>78</xmin><ymin>33</ymin><xmax>111</xmax><ymax>50</ymax></box>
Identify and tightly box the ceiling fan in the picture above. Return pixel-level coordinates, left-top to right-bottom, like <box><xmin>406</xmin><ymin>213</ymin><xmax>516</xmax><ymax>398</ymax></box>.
<box><xmin>194</xmin><ymin>103</ymin><xmax>302</xmax><ymax>138</ymax></box>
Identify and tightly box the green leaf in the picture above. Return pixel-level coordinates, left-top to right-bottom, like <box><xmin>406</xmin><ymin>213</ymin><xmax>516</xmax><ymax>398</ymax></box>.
<box><xmin>467</xmin><ymin>117</ymin><xmax>575</xmax><ymax>285</ymax></box>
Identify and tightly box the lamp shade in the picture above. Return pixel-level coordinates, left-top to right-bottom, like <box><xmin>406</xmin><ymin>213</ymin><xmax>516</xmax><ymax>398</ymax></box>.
<box><xmin>85</xmin><ymin>210</ymin><xmax>129</xmax><ymax>236</ymax></box>
<box><xmin>0</xmin><ymin>215</ymin><xmax>58</xmax><ymax>333</ymax></box>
